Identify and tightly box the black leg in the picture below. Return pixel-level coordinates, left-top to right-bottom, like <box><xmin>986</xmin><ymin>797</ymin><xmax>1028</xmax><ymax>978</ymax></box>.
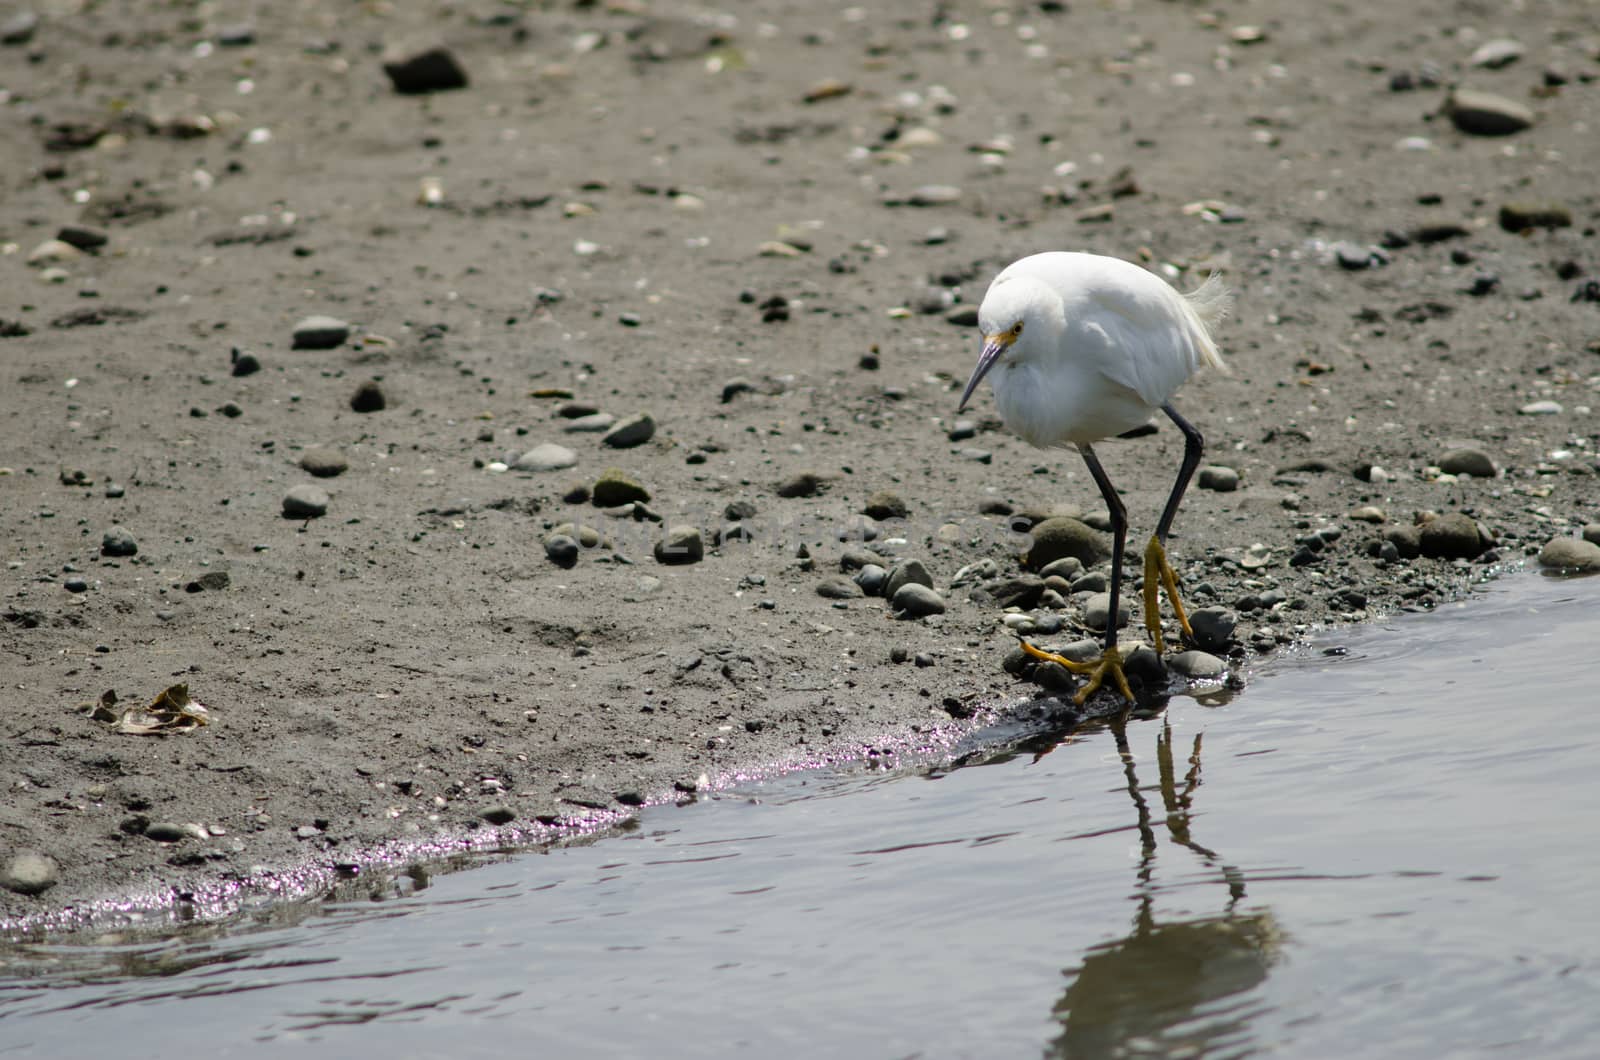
<box><xmin>1078</xmin><ymin>443</ymin><xmax>1126</xmax><ymax>652</ymax></box>
<box><xmin>1155</xmin><ymin>402</ymin><xmax>1204</xmax><ymax>543</ymax></box>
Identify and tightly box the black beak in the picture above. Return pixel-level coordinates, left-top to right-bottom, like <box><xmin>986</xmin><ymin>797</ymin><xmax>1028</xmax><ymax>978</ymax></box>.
<box><xmin>958</xmin><ymin>337</ymin><xmax>1008</xmax><ymax>412</ymax></box>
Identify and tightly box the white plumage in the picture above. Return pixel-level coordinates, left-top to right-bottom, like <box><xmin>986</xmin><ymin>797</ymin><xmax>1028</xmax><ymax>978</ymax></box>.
<box><xmin>971</xmin><ymin>252</ymin><xmax>1229</xmax><ymax>448</ymax></box>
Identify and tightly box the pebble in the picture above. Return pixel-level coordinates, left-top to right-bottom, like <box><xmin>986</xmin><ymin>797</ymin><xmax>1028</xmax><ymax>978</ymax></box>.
<box><xmin>1419</xmin><ymin>513</ymin><xmax>1483</xmax><ymax>559</ymax></box>
<box><xmin>837</xmin><ymin>514</ymin><xmax>880</xmax><ymax>542</ymax></box>
<box><xmin>892</xmin><ymin>583</ymin><xmax>946</xmax><ymax>617</ymax></box>
<box><xmin>592</xmin><ymin>468</ymin><xmax>650</xmax><ymax>506</ymax></box>
<box><xmin>1444</xmin><ymin>89</ymin><xmax>1534</xmax><ymax>136</ymax></box>
<box><xmin>1197</xmin><ymin>465</ymin><xmax>1239</xmax><ymax>492</ymax></box>
<box><xmin>1037</xmin><ymin>556</ymin><xmax>1085</xmax><ymax>581</ymax></box>
<box><xmin>544</xmin><ymin>534</ymin><xmax>579</xmax><ymax>569</ymax></box>
<box><xmin>1539</xmin><ymin>537</ymin><xmax>1600</xmax><ymax>571</ymax></box>
<box><xmin>101</xmin><ymin>525</ymin><xmax>138</xmax><ymax>557</ymax></box>
<box><xmin>777</xmin><ymin>471</ymin><xmax>823</xmax><ymax>498</ymax></box>
<box><xmin>1469</xmin><ymin>39</ymin><xmax>1524</xmax><ymax>69</ymax></box>
<box><xmin>144</xmin><ymin>822</ymin><xmax>188</xmax><ymax>843</ymax></box>
<box><xmin>1082</xmin><ymin>592</ymin><xmax>1128</xmax><ymax>631</ymax></box>
<box><xmin>1438</xmin><ymin>447</ymin><xmax>1497</xmax><ymax>478</ymax></box>
<box><xmin>1499</xmin><ymin>202</ymin><xmax>1571</xmax><ymax>233</ymax></box>
<box><xmin>1584</xmin><ymin>525</ymin><xmax>1600</xmax><ymax>547</ymax></box>
<box><xmin>1384</xmin><ymin>525</ymin><xmax>1423</xmax><ymax>558</ymax></box>
<box><xmin>282</xmin><ymin>484</ymin><xmax>330</xmax><ymax>519</ymax></box>
<box><xmin>64</xmin><ymin>576</ymin><xmax>88</xmax><ymax>593</ymax></box>
<box><xmin>57</xmin><ymin>224</ymin><xmax>109</xmax><ymax>251</ymax></box>
<box><xmin>957</xmin><ymin>448</ymin><xmax>993</xmax><ymax>464</ymax></box>
<box><xmin>603</xmin><ymin>413</ymin><xmax>656</xmax><ymax>449</ymax></box>
<box><xmin>907</xmin><ymin>185</ymin><xmax>962</xmax><ymax>206</ymax></box>
<box><xmin>291</xmin><ymin>314</ymin><xmax>350</xmax><ymax>349</ymax></box>
<box><xmin>26</xmin><ymin>239</ymin><xmax>80</xmax><ymax>267</ymax></box>
<box><xmin>350</xmin><ymin>380</ymin><xmax>386</xmax><ymax>413</ymax></box>
<box><xmin>300</xmin><ymin>447</ymin><xmax>348</xmax><ymax>477</ymax></box>
<box><xmin>840</xmin><ymin>547</ymin><xmax>888</xmax><ymax>571</ymax></box>
<box><xmin>231</xmin><ymin>348</ymin><xmax>262</xmax><ymax>376</ymax></box>
<box><xmin>724</xmin><ymin>499</ymin><xmax>758</xmax><ymax>521</ymax></box>
<box><xmin>983</xmin><ymin>575</ymin><xmax>1045</xmax><ymax>610</ymax></box>
<box><xmin>862</xmin><ymin>490</ymin><xmax>908</xmax><ymax>520</ymax></box>
<box><xmin>884</xmin><ymin>558</ymin><xmax>934</xmax><ymax>600</ymax></box>
<box><xmin>1348</xmin><ymin>505</ymin><xmax>1387</xmax><ymax>523</ymax></box>
<box><xmin>383</xmin><ymin>46</ymin><xmax>470</xmax><ymax>94</ymax></box>
<box><xmin>563</xmin><ymin>412</ymin><xmax>615</xmax><ymax>433</ymax></box>
<box><xmin>654</xmin><ymin>525</ymin><xmax>704</xmax><ymax>565</ymax></box>
<box><xmin>479</xmin><ymin>805</ymin><xmax>517</xmax><ymax>826</ymax></box>
<box><xmin>853</xmin><ymin>564</ymin><xmax>888</xmax><ymax>595</ymax></box>
<box><xmin>721</xmin><ymin>378</ymin><xmax>756</xmax><ymax>403</ymax></box>
<box><xmin>1025</xmin><ymin>517</ymin><xmax>1107</xmax><ymax>570</ymax></box>
<box><xmin>944</xmin><ymin>305</ymin><xmax>980</xmax><ymax>327</ymax></box>
<box><xmin>1518</xmin><ymin>400</ymin><xmax>1562</xmax><ymax>416</ymax></box>
<box><xmin>513</xmin><ymin>443</ymin><xmax>578</xmax><ymax>472</ymax></box>
<box><xmin>817</xmin><ymin>577</ymin><xmax>863</xmax><ymax>599</ymax></box>
<box><xmin>551</xmin><ymin>522</ymin><xmax>605</xmax><ymax>549</ymax></box>
<box><xmin>1167</xmin><ymin>650</ymin><xmax>1226</xmax><ymax>678</ymax></box>
<box><xmin>947</xmin><ymin>419</ymin><xmax>977</xmax><ymax>442</ymax></box>
<box><xmin>1333</xmin><ymin>242</ymin><xmax>1389</xmax><ymax>270</ymax></box>
<box><xmin>0</xmin><ymin>852</ymin><xmax>60</xmax><ymax>896</ymax></box>
<box><xmin>1</xmin><ymin>10</ymin><xmax>39</xmax><ymax>45</ymax></box>
<box><xmin>1189</xmin><ymin>607</ymin><xmax>1238</xmax><ymax>651</ymax></box>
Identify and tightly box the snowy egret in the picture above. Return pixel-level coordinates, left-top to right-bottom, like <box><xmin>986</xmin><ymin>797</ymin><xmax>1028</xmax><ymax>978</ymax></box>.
<box><xmin>958</xmin><ymin>251</ymin><xmax>1231</xmax><ymax>704</ymax></box>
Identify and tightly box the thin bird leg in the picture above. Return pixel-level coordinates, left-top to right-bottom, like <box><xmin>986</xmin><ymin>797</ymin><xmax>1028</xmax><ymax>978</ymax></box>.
<box><xmin>1142</xmin><ymin>402</ymin><xmax>1204</xmax><ymax>654</ymax></box>
<box><xmin>1020</xmin><ymin>443</ymin><xmax>1134</xmax><ymax>705</ymax></box>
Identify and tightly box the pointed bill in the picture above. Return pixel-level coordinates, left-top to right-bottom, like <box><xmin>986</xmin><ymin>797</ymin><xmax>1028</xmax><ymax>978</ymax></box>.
<box><xmin>958</xmin><ymin>335</ymin><xmax>1011</xmax><ymax>412</ymax></box>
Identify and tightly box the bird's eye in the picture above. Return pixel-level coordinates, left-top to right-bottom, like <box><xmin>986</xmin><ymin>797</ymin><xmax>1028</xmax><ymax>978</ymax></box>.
<box><xmin>1010</xmin><ymin>322</ymin><xmax>1024</xmax><ymax>337</ymax></box>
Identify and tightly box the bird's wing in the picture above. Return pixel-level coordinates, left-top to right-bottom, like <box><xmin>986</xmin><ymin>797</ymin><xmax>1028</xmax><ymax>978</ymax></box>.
<box><xmin>1080</xmin><ymin>283</ymin><xmax>1211</xmax><ymax>407</ymax></box>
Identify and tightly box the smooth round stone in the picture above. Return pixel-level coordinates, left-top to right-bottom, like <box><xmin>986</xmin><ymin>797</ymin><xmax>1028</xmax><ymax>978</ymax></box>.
<box><xmin>27</xmin><ymin>239</ymin><xmax>80</xmax><ymax>266</ymax></box>
<box><xmin>1518</xmin><ymin>400</ymin><xmax>1562</xmax><ymax>416</ymax></box>
<box><xmin>951</xmin><ymin>558</ymin><xmax>1000</xmax><ymax>587</ymax></box>
<box><xmin>853</xmin><ymin>563</ymin><xmax>888</xmax><ymax>596</ymax></box>
<box><xmin>602</xmin><ymin>412</ymin><xmax>656</xmax><ymax>449</ymax></box>
<box><xmin>382</xmin><ymin>46</ymin><xmax>469</xmax><ymax>94</ymax></box>
<box><xmin>562</xmin><ymin>413</ymin><xmax>615</xmax><ymax>433</ymax></box>
<box><xmin>1189</xmin><ymin>607</ymin><xmax>1238</xmax><ymax>651</ymax></box>
<box><xmin>299</xmin><ymin>447</ymin><xmax>348</xmax><ymax>478</ymax></box>
<box><xmin>349</xmin><ymin>380</ymin><xmax>386</xmax><ymax>413</ymax></box>
<box><xmin>1470</xmin><ymin>38</ymin><xmax>1524</xmax><ymax>69</ymax></box>
<box><xmin>282</xmin><ymin>484</ymin><xmax>330</xmax><ymax>519</ymax></box>
<box><xmin>947</xmin><ymin>419</ymin><xmax>977</xmax><ymax>442</ymax></box>
<box><xmin>884</xmin><ymin>558</ymin><xmax>934</xmax><ymax>600</ymax></box>
<box><xmin>1348</xmin><ymin>506</ymin><xmax>1387</xmax><ymax>524</ymax></box>
<box><xmin>1037</xmin><ymin>556</ymin><xmax>1085</xmax><ymax>581</ymax></box>
<box><xmin>1198</xmin><ymin>465</ymin><xmax>1239</xmax><ymax>492</ymax></box>
<box><xmin>1538</xmin><ymin>537</ymin><xmax>1600</xmax><ymax>571</ymax></box>
<box><xmin>892</xmin><ymin>583</ymin><xmax>946</xmax><ymax>617</ymax></box>
<box><xmin>64</xmin><ymin>576</ymin><xmax>89</xmax><ymax>593</ymax></box>
<box><xmin>654</xmin><ymin>525</ymin><xmax>704</xmax><ymax>565</ymax></box>
<box><xmin>1438</xmin><ymin>447</ymin><xmax>1497</xmax><ymax>478</ymax></box>
<box><xmin>0</xmin><ymin>852</ymin><xmax>59</xmax><ymax>896</ymax></box>
<box><xmin>1583</xmin><ymin>524</ymin><xmax>1600</xmax><ymax>547</ymax></box>
<box><xmin>1082</xmin><ymin>592</ymin><xmax>1128</xmax><ymax>631</ymax></box>
<box><xmin>544</xmin><ymin>534</ymin><xmax>579</xmax><ymax>569</ymax></box>
<box><xmin>1025</xmin><ymin>517</ymin><xmax>1107</xmax><ymax>570</ymax></box>
<box><xmin>291</xmin><ymin>314</ymin><xmax>351</xmax><ymax>349</ymax></box>
<box><xmin>817</xmin><ymin>577</ymin><xmax>863</xmax><ymax>599</ymax></box>
<box><xmin>1419</xmin><ymin>513</ymin><xmax>1482</xmax><ymax>559</ymax></box>
<box><xmin>143</xmin><ymin>822</ymin><xmax>188</xmax><ymax>843</ymax></box>
<box><xmin>513</xmin><ymin>443</ymin><xmax>578</xmax><ymax>472</ymax></box>
<box><xmin>1444</xmin><ymin>89</ymin><xmax>1534</xmax><ymax>136</ymax></box>
<box><xmin>1384</xmin><ymin>525</ymin><xmax>1422</xmax><ymax>558</ymax></box>
<box><xmin>479</xmin><ymin>805</ymin><xmax>516</xmax><ymax>826</ymax></box>
<box><xmin>1167</xmin><ymin>650</ymin><xmax>1226</xmax><ymax>678</ymax></box>
<box><xmin>592</xmin><ymin>468</ymin><xmax>650</xmax><ymax>507</ymax></box>
<box><xmin>983</xmin><ymin>575</ymin><xmax>1045</xmax><ymax>610</ymax></box>
<box><xmin>100</xmin><ymin>526</ymin><xmax>138</xmax><ymax>557</ymax></box>
<box><xmin>551</xmin><ymin>522</ymin><xmax>605</xmax><ymax>549</ymax></box>
<box><xmin>862</xmin><ymin>490</ymin><xmax>908</xmax><ymax>520</ymax></box>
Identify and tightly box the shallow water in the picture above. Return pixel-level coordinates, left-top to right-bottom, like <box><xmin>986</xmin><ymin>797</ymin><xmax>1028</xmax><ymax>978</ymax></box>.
<box><xmin>3</xmin><ymin>571</ymin><xmax>1600</xmax><ymax>1058</ymax></box>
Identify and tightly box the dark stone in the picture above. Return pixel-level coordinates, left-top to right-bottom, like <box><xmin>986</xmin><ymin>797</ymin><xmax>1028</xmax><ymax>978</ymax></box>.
<box><xmin>383</xmin><ymin>47</ymin><xmax>470</xmax><ymax>94</ymax></box>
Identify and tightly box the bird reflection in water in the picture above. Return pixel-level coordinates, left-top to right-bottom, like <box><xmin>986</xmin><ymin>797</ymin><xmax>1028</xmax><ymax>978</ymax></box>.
<box><xmin>1047</xmin><ymin>716</ymin><xmax>1283</xmax><ymax>1059</ymax></box>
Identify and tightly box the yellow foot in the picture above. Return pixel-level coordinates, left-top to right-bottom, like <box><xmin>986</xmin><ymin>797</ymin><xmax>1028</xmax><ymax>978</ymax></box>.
<box><xmin>1020</xmin><ymin>639</ymin><xmax>1135</xmax><ymax>706</ymax></box>
<box><xmin>1142</xmin><ymin>535</ymin><xmax>1194</xmax><ymax>656</ymax></box>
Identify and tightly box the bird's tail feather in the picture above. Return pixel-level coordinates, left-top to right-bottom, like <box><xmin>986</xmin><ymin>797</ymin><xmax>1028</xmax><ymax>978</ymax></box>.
<box><xmin>1182</xmin><ymin>270</ymin><xmax>1232</xmax><ymax>374</ymax></box>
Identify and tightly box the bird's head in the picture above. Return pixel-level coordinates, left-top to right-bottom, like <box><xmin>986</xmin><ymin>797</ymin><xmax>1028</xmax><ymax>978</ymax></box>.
<box><xmin>958</xmin><ymin>275</ymin><xmax>1058</xmax><ymax>412</ymax></box>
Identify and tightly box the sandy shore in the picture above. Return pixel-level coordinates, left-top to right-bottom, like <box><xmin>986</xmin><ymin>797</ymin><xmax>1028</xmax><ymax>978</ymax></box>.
<box><xmin>3</xmin><ymin>0</ymin><xmax>1598</xmax><ymax>925</ymax></box>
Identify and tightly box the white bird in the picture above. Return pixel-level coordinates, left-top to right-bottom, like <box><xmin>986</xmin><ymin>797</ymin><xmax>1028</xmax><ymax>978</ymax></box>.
<box><xmin>958</xmin><ymin>251</ymin><xmax>1231</xmax><ymax>704</ymax></box>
